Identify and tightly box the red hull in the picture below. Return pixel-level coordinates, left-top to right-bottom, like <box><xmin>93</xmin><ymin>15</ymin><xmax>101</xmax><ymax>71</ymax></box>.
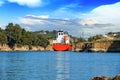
<box><xmin>53</xmin><ymin>44</ymin><xmax>72</xmax><ymax>51</ymax></box>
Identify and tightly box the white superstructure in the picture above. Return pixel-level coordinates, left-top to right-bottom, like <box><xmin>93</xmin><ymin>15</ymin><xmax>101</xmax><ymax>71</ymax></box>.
<box><xmin>53</xmin><ymin>30</ymin><xmax>70</xmax><ymax>44</ymax></box>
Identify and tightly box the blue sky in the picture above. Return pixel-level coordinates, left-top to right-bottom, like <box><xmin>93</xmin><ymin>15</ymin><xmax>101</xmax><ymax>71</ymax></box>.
<box><xmin>0</xmin><ymin>0</ymin><xmax>120</xmax><ymax>37</ymax></box>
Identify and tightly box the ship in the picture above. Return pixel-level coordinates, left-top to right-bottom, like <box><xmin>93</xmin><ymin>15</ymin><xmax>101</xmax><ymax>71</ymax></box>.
<box><xmin>53</xmin><ymin>30</ymin><xmax>72</xmax><ymax>51</ymax></box>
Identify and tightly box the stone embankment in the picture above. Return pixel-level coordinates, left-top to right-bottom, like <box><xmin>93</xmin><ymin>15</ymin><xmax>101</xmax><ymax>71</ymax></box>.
<box><xmin>75</xmin><ymin>40</ymin><xmax>120</xmax><ymax>52</ymax></box>
<box><xmin>91</xmin><ymin>74</ymin><xmax>120</xmax><ymax>80</ymax></box>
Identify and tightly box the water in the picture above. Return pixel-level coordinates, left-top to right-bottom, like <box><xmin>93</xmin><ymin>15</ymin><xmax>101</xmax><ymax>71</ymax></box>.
<box><xmin>0</xmin><ymin>51</ymin><xmax>120</xmax><ymax>80</ymax></box>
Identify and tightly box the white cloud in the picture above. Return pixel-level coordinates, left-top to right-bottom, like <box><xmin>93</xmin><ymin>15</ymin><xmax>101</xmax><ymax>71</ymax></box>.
<box><xmin>20</xmin><ymin>15</ymin><xmax>49</xmax><ymax>25</ymax></box>
<box><xmin>0</xmin><ymin>0</ymin><xmax>4</xmax><ymax>6</ymax></box>
<box><xmin>20</xmin><ymin>15</ymin><xmax>80</xmax><ymax>26</ymax></box>
<box><xmin>76</xmin><ymin>2</ymin><xmax>120</xmax><ymax>37</ymax></box>
<box><xmin>19</xmin><ymin>2</ymin><xmax>120</xmax><ymax>38</ymax></box>
<box><xmin>26</xmin><ymin>14</ymin><xmax>49</xmax><ymax>19</ymax></box>
<box><xmin>82</xmin><ymin>2</ymin><xmax>120</xmax><ymax>25</ymax></box>
<box><xmin>19</xmin><ymin>15</ymin><xmax>116</xmax><ymax>38</ymax></box>
<box><xmin>20</xmin><ymin>18</ymin><xmax>43</xmax><ymax>25</ymax></box>
<box><xmin>0</xmin><ymin>24</ymin><xmax>2</xmax><ymax>28</ymax></box>
<box><xmin>19</xmin><ymin>15</ymin><xmax>82</xmax><ymax>35</ymax></box>
<box><xmin>8</xmin><ymin>0</ymin><xmax>42</xmax><ymax>7</ymax></box>
<box><xmin>0</xmin><ymin>23</ymin><xmax>6</xmax><ymax>29</ymax></box>
<box><xmin>79</xmin><ymin>19</ymin><xmax>99</xmax><ymax>26</ymax></box>
<box><xmin>50</xmin><ymin>4</ymin><xmax>80</xmax><ymax>18</ymax></box>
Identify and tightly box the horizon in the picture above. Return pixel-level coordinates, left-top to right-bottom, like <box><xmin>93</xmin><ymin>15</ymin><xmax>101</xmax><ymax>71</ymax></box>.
<box><xmin>0</xmin><ymin>0</ymin><xmax>120</xmax><ymax>38</ymax></box>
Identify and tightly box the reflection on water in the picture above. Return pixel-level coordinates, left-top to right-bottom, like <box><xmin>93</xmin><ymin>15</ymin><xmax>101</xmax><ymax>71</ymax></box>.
<box><xmin>0</xmin><ymin>52</ymin><xmax>120</xmax><ymax>80</ymax></box>
<box><xmin>56</xmin><ymin>52</ymin><xmax>70</xmax><ymax>80</ymax></box>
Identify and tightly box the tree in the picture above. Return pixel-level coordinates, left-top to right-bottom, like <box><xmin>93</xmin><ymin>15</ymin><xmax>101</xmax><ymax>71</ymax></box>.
<box><xmin>6</xmin><ymin>23</ymin><xmax>22</xmax><ymax>47</ymax></box>
<box><xmin>78</xmin><ymin>37</ymin><xmax>86</xmax><ymax>42</ymax></box>
<box><xmin>37</xmin><ymin>35</ymin><xmax>49</xmax><ymax>48</ymax></box>
<box><xmin>0</xmin><ymin>29</ymin><xmax>7</xmax><ymax>45</ymax></box>
<box><xmin>88</xmin><ymin>35</ymin><xmax>101</xmax><ymax>42</ymax></box>
<box><xmin>4</xmin><ymin>23</ymin><xmax>50</xmax><ymax>48</ymax></box>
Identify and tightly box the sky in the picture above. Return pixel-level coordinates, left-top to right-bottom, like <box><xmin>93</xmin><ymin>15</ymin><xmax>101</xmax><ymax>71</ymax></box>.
<box><xmin>0</xmin><ymin>0</ymin><xmax>120</xmax><ymax>38</ymax></box>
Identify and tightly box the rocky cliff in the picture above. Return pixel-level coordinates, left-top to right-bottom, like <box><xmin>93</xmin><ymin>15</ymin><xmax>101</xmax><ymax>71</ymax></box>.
<box><xmin>0</xmin><ymin>40</ymin><xmax>120</xmax><ymax>52</ymax></box>
<box><xmin>0</xmin><ymin>44</ymin><xmax>45</xmax><ymax>51</ymax></box>
<box><xmin>0</xmin><ymin>44</ymin><xmax>12</xmax><ymax>51</ymax></box>
<box><xmin>0</xmin><ymin>39</ymin><xmax>53</xmax><ymax>51</ymax></box>
<box><xmin>91</xmin><ymin>74</ymin><xmax>120</xmax><ymax>80</ymax></box>
<box><xmin>75</xmin><ymin>40</ymin><xmax>120</xmax><ymax>52</ymax></box>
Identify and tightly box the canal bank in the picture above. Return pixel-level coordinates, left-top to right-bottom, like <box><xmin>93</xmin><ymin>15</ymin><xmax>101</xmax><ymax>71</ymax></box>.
<box><xmin>0</xmin><ymin>40</ymin><xmax>120</xmax><ymax>52</ymax></box>
<box><xmin>75</xmin><ymin>40</ymin><xmax>120</xmax><ymax>52</ymax></box>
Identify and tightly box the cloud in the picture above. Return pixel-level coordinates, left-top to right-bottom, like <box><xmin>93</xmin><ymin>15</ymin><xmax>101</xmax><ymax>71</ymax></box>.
<box><xmin>20</xmin><ymin>15</ymin><xmax>49</xmax><ymax>25</ymax></box>
<box><xmin>0</xmin><ymin>24</ymin><xmax>2</xmax><ymax>28</ymax></box>
<box><xmin>0</xmin><ymin>0</ymin><xmax>4</xmax><ymax>6</ymax></box>
<box><xmin>26</xmin><ymin>15</ymin><xmax>49</xmax><ymax>19</ymax></box>
<box><xmin>19</xmin><ymin>2</ymin><xmax>120</xmax><ymax>38</ymax></box>
<box><xmin>0</xmin><ymin>23</ymin><xmax>6</xmax><ymax>29</ymax></box>
<box><xmin>79</xmin><ymin>19</ymin><xmax>99</xmax><ymax>26</ymax></box>
<box><xmin>49</xmin><ymin>3</ymin><xmax>81</xmax><ymax>18</ymax></box>
<box><xmin>20</xmin><ymin>15</ymin><xmax>82</xmax><ymax>35</ymax></box>
<box><xmin>19</xmin><ymin>15</ymin><xmax>116</xmax><ymax>38</ymax></box>
<box><xmin>76</xmin><ymin>2</ymin><xmax>120</xmax><ymax>37</ymax></box>
<box><xmin>81</xmin><ymin>2</ymin><xmax>120</xmax><ymax>25</ymax></box>
<box><xmin>8</xmin><ymin>0</ymin><xmax>42</xmax><ymax>7</ymax></box>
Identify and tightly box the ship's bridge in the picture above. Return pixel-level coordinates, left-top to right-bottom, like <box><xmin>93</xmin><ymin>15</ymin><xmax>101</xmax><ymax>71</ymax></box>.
<box><xmin>53</xmin><ymin>30</ymin><xmax>70</xmax><ymax>44</ymax></box>
<box><xmin>56</xmin><ymin>30</ymin><xmax>64</xmax><ymax>43</ymax></box>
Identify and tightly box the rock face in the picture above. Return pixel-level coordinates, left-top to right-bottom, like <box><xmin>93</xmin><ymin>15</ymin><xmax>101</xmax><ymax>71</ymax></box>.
<box><xmin>0</xmin><ymin>40</ymin><xmax>119</xmax><ymax>52</ymax></box>
<box><xmin>13</xmin><ymin>45</ymin><xmax>45</xmax><ymax>51</ymax></box>
<box><xmin>45</xmin><ymin>39</ymin><xmax>53</xmax><ymax>51</ymax></box>
<box><xmin>75</xmin><ymin>40</ymin><xmax>120</xmax><ymax>52</ymax></box>
<box><xmin>13</xmin><ymin>45</ymin><xmax>29</xmax><ymax>51</ymax></box>
<box><xmin>113</xmin><ymin>75</ymin><xmax>120</xmax><ymax>80</ymax></box>
<box><xmin>92</xmin><ymin>40</ymin><xmax>120</xmax><ymax>52</ymax></box>
<box><xmin>75</xmin><ymin>42</ymin><xmax>85</xmax><ymax>52</ymax></box>
<box><xmin>0</xmin><ymin>39</ymin><xmax>53</xmax><ymax>51</ymax></box>
<box><xmin>91</xmin><ymin>76</ymin><xmax>112</xmax><ymax>80</ymax></box>
<box><xmin>32</xmin><ymin>46</ymin><xmax>44</xmax><ymax>51</ymax></box>
<box><xmin>46</xmin><ymin>45</ymin><xmax>53</xmax><ymax>51</ymax></box>
<box><xmin>0</xmin><ymin>44</ymin><xmax>45</xmax><ymax>51</ymax></box>
<box><xmin>0</xmin><ymin>44</ymin><xmax>12</xmax><ymax>51</ymax></box>
<box><xmin>91</xmin><ymin>75</ymin><xmax>120</xmax><ymax>80</ymax></box>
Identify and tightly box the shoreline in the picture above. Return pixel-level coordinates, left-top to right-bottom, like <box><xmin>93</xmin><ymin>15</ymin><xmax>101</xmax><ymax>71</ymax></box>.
<box><xmin>0</xmin><ymin>40</ymin><xmax>120</xmax><ymax>52</ymax></box>
<box><xmin>91</xmin><ymin>74</ymin><xmax>120</xmax><ymax>80</ymax></box>
<box><xmin>0</xmin><ymin>49</ymin><xmax>120</xmax><ymax>52</ymax></box>
<box><xmin>75</xmin><ymin>40</ymin><xmax>120</xmax><ymax>52</ymax></box>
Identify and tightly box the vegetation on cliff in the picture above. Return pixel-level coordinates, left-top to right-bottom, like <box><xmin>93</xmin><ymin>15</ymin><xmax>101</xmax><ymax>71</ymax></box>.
<box><xmin>107</xmin><ymin>32</ymin><xmax>120</xmax><ymax>39</ymax></box>
<box><xmin>34</xmin><ymin>30</ymin><xmax>57</xmax><ymax>39</ymax></box>
<box><xmin>88</xmin><ymin>35</ymin><xmax>101</xmax><ymax>42</ymax></box>
<box><xmin>88</xmin><ymin>32</ymin><xmax>120</xmax><ymax>42</ymax></box>
<box><xmin>0</xmin><ymin>23</ymin><xmax>49</xmax><ymax>49</ymax></box>
<box><xmin>0</xmin><ymin>28</ymin><xmax>8</xmax><ymax>44</ymax></box>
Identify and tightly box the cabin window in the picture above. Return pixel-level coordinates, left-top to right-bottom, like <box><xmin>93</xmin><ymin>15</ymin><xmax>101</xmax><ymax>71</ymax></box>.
<box><xmin>58</xmin><ymin>32</ymin><xmax>63</xmax><ymax>35</ymax></box>
<box><xmin>59</xmin><ymin>33</ymin><xmax>60</xmax><ymax>35</ymax></box>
